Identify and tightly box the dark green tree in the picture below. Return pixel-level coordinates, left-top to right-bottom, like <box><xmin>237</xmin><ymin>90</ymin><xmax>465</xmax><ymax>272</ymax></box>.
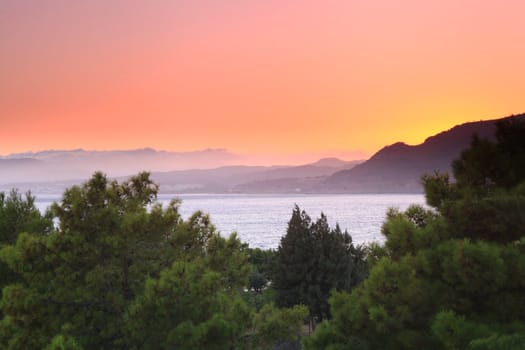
<box><xmin>242</xmin><ymin>247</ymin><xmax>277</xmax><ymax>312</ymax></box>
<box><xmin>273</xmin><ymin>206</ymin><xmax>367</xmax><ymax>324</ymax></box>
<box><xmin>0</xmin><ymin>190</ymin><xmax>52</xmax><ymax>244</ymax></box>
<box><xmin>246</xmin><ymin>247</ymin><xmax>276</xmax><ymax>293</ymax></box>
<box><xmin>0</xmin><ymin>190</ymin><xmax>52</xmax><ymax>301</ymax></box>
<box><xmin>452</xmin><ymin>117</ymin><xmax>525</xmax><ymax>191</ymax></box>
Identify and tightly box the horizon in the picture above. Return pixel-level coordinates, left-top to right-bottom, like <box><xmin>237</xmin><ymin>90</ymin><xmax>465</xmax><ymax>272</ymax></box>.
<box><xmin>0</xmin><ymin>112</ymin><xmax>518</xmax><ymax>188</ymax></box>
<box><xmin>2</xmin><ymin>1</ymin><xmax>524</xmax><ymax>158</ymax></box>
<box><xmin>0</xmin><ymin>146</ymin><xmax>368</xmax><ymax>169</ymax></box>
<box><xmin>2</xmin><ymin>112</ymin><xmax>522</xmax><ymax>164</ymax></box>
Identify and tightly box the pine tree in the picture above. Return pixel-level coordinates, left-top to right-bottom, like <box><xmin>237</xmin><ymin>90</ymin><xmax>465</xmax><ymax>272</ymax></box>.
<box><xmin>273</xmin><ymin>205</ymin><xmax>367</xmax><ymax>323</ymax></box>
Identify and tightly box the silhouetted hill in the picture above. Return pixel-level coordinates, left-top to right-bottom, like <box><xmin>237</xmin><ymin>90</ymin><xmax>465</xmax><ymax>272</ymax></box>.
<box><xmin>322</xmin><ymin>113</ymin><xmax>525</xmax><ymax>193</ymax></box>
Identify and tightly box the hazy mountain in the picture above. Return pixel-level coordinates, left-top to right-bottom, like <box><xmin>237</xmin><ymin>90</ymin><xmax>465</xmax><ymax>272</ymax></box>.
<box><xmin>310</xmin><ymin>157</ymin><xmax>353</xmax><ymax>167</ymax></box>
<box><xmin>232</xmin><ymin>177</ymin><xmax>324</xmax><ymax>194</ymax></box>
<box><xmin>0</xmin><ymin>158</ymin><xmax>45</xmax><ymax>183</ymax></box>
<box><xmin>0</xmin><ymin>148</ymin><xmax>240</xmax><ymax>184</ymax></box>
<box><xmin>322</xmin><ymin>113</ymin><xmax>525</xmax><ymax>193</ymax></box>
<box><xmin>229</xmin><ymin>159</ymin><xmax>362</xmax><ymax>193</ymax></box>
<box><xmin>148</xmin><ymin>166</ymin><xmax>273</xmax><ymax>193</ymax></box>
<box><xmin>0</xmin><ymin>154</ymin><xmax>361</xmax><ymax>194</ymax></box>
<box><xmin>149</xmin><ymin>158</ymin><xmax>361</xmax><ymax>193</ymax></box>
<box><xmin>260</xmin><ymin>159</ymin><xmax>359</xmax><ymax>178</ymax></box>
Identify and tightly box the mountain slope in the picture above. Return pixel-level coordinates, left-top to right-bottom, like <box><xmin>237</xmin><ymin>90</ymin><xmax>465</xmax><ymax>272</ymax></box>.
<box><xmin>322</xmin><ymin>113</ymin><xmax>525</xmax><ymax>193</ymax></box>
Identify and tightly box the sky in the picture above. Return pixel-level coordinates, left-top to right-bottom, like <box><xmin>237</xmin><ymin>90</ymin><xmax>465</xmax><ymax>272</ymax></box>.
<box><xmin>1</xmin><ymin>0</ymin><xmax>524</xmax><ymax>162</ymax></box>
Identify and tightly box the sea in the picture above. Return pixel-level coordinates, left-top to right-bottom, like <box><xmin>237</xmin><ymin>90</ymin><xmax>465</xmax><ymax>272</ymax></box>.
<box><xmin>34</xmin><ymin>193</ymin><xmax>425</xmax><ymax>249</ymax></box>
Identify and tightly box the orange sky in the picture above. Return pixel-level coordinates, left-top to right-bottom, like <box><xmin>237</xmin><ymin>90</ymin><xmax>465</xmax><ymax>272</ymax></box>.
<box><xmin>1</xmin><ymin>0</ymin><xmax>524</xmax><ymax>161</ymax></box>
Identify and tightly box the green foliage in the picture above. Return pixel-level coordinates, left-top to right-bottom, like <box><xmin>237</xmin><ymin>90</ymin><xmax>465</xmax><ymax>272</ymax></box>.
<box><xmin>247</xmin><ymin>247</ymin><xmax>276</xmax><ymax>279</ymax></box>
<box><xmin>422</xmin><ymin>171</ymin><xmax>457</xmax><ymax>208</ymax></box>
<box><xmin>306</xmin><ymin>117</ymin><xmax>525</xmax><ymax>349</ymax></box>
<box><xmin>251</xmin><ymin>303</ymin><xmax>308</xmax><ymax>349</ymax></box>
<box><xmin>249</xmin><ymin>269</ymin><xmax>267</xmax><ymax>293</ymax></box>
<box><xmin>313</xmin><ymin>224</ymin><xmax>525</xmax><ymax>349</ymax></box>
<box><xmin>453</xmin><ymin>135</ymin><xmax>502</xmax><ymax>191</ymax></box>
<box><xmin>436</xmin><ymin>119</ymin><xmax>525</xmax><ymax>243</ymax></box>
<box><xmin>0</xmin><ymin>190</ymin><xmax>52</xmax><ymax>244</ymax></box>
<box><xmin>303</xmin><ymin>320</ymin><xmax>368</xmax><ymax>350</ymax></box>
<box><xmin>273</xmin><ymin>205</ymin><xmax>367</xmax><ymax>322</ymax></box>
<box><xmin>246</xmin><ymin>247</ymin><xmax>276</xmax><ymax>296</ymax></box>
<box><xmin>432</xmin><ymin>310</ymin><xmax>492</xmax><ymax>350</ymax></box>
<box><xmin>243</xmin><ymin>283</ymin><xmax>277</xmax><ymax>313</ymax></box>
<box><xmin>0</xmin><ymin>172</ymin><xmax>252</xmax><ymax>349</ymax></box>
<box><xmin>381</xmin><ymin>205</ymin><xmax>442</xmax><ymax>259</ymax></box>
<box><xmin>44</xmin><ymin>334</ymin><xmax>84</xmax><ymax>350</ymax></box>
<box><xmin>469</xmin><ymin>333</ymin><xmax>525</xmax><ymax>350</ymax></box>
<box><xmin>432</xmin><ymin>311</ymin><xmax>525</xmax><ymax>350</ymax></box>
<box><xmin>453</xmin><ymin>118</ymin><xmax>525</xmax><ymax>191</ymax></box>
<box><xmin>126</xmin><ymin>259</ymin><xmax>251</xmax><ymax>349</ymax></box>
<box><xmin>0</xmin><ymin>190</ymin><xmax>52</xmax><ymax>290</ymax></box>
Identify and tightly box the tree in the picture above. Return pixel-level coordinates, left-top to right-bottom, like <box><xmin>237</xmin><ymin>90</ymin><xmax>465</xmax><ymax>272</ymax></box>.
<box><xmin>242</xmin><ymin>247</ymin><xmax>278</xmax><ymax>312</ymax></box>
<box><xmin>452</xmin><ymin>117</ymin><xmax>525</xmax><ymax>191</ymax></box>
<box><xmin>0</xmin><ymin>189</ymin><xmax>52</xmax><ymax>245</ymax></box>
<box><xmin>44</xmin><ymin>334</ymin><xmax>84</xmax><ymax>350</ymax></box>
<box><xmin>0</xmin><ymin>172</ymin><xmax>252</xmax><ymax>349</ymax></box>
<box><xmin>0</xmin><ymin>190</ymin><xmax>52</xmax><ymax>307</ymax></box>
<box><xmin>251</xmin><ymin>303</ymin><xmax>308</xmax><ymax>350</ymax></box>
<box><xmin>246</xmin><ymin>247</ymin><xmax>276</xmax><ymax>294</ymax></box>
<box><xmin>126</xmin><ymin>258</ymin><xmax>251</xmax><ymax>349</ymax></box>
<box><xmin>273</xmin><ymin>206</ymin><xmax>367</xmax><ymax>324</ymax></box>
<box><xmin>305</xmin><ymin>117</ymin><xmax>525</xmax><ymax>349</ymax></box>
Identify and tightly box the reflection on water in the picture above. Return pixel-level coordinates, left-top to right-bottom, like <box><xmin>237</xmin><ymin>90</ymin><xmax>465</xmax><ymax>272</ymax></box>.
<box><xmin>35</xmin><ymin>193</ymin><xmax>425</xmax><ymax>249</ymax></box>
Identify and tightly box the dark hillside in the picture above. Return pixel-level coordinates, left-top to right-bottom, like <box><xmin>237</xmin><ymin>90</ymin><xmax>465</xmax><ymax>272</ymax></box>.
<box><xmin>322</xmin><ymin>113</ymin><xmax>525</xmax><ymax>193</ymax></box>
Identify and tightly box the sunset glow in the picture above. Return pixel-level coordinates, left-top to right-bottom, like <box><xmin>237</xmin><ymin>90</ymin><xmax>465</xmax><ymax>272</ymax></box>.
<box><xmin>1</xmin><ymin>0</ymin><xmax>524</xmax><ymax>161</ymax></box>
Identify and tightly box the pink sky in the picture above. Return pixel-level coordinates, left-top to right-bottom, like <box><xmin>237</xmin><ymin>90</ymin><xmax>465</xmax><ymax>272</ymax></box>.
<box><xmin>1</xmin><ymin>0</ymin><xmax>524</xmax><ymax>160</ymax></box>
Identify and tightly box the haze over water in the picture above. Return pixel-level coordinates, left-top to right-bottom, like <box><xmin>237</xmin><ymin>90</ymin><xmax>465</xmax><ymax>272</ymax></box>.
<box><xmin>35</xmin><ymin>193</ymin><xmax>425</xmax><ymax>249</ymax></box>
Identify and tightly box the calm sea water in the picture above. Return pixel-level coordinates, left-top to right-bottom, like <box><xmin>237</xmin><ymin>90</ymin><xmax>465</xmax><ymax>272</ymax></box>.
<box><xmin>34</xmin><ymin>193</ymin><xmax>425</xmax><ymax>249</ymax></box>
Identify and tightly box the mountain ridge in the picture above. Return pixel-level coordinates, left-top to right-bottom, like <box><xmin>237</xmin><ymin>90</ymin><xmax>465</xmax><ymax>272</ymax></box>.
<box><xmin>322</xmin><ymin>113</ymin><xmax>525</xmax><ymax>193</ymax></box>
